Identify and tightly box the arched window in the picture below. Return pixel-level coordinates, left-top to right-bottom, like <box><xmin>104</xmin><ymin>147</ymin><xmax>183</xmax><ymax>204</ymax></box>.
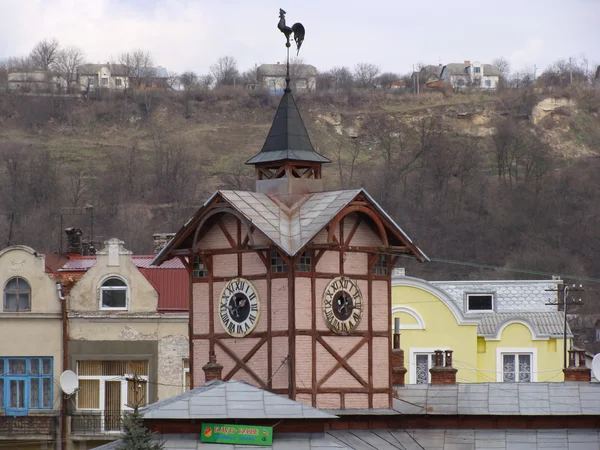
<box><xmin>4</xmin><ymin>277</ymin><xmax>31</xmax><ymax>312</ymax></box>
<box><xmin>100</xmin><ymin>277</ymin><xmax>128</xmax><ymax>310</ymax></box>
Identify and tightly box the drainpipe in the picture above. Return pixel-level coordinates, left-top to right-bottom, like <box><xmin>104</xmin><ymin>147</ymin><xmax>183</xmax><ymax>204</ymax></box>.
<box><xmin>57</xmin><ymin>282</ymin><xmax>68</xmax><ymax>450</ymax></box>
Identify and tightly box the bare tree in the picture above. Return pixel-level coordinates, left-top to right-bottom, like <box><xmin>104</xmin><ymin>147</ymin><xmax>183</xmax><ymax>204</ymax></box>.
<box><xmin>354</xmin><ymin>62</ymin><xmax>380</xmax><ymax>89</ymax></box>
<box><xmin>179</xmin><ymin>71</ymin><xmax>198</xmax><ymax>91</ymax></box>
<box><xmin>30</xmin><ymin>38</ymin><xmax>60</xmax><ymax>71</ymax></box>
<box><xmin>330</xmin><ymin>66</ymin><xmax>354</xmax><ymax>91</ymax></box>
<box><xmin>377</xmin><ymin>72</ymin><xmax>399</xmax><ymax>90</ymax></box>
<box><xmin>117</xmin><ymin>49</ymin><xmax>154</xmax><ymax>88</ymax></box>
<box><xmin>55</xmin><ymin>46</ymin><xmax>85</xmax><ymax>91</ymax></box>
<box><xmin>492</xmin><ymin>57</ymin><xmax>511</xmax><ymax>85</ymax></box>
<box><xmin>210</xmin><ymin>56</ymin><xmax>239</xmax><ymax>87</ymax></box>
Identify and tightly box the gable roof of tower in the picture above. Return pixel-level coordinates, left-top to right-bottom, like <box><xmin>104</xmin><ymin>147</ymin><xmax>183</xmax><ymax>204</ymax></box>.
<box><xmin>246</xmin><ymin>90</ymin><xmax>330</xmax><ymax>165</ymax></box>
<box><xmin>152</xmin><ymin>188</ymin><xmax>428</xmax><ymax>265</ymax></box>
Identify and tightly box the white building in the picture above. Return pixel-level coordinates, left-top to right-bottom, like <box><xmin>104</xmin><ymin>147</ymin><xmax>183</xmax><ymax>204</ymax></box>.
<box><xmin>257</xmin><ymin>63</ymin><xmax>317</xmax><ymax>93</ymax></box>
<box><xmin>441</xmin><ymin>60</ymin><xmax>500</xmax><ymax>90</ymax></box>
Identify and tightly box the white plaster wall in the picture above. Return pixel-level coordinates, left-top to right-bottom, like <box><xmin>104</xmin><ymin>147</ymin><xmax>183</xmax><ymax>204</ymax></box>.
<box><xmin>68</xmin><ymin>240</ymin><xmax>158</xmax><ymax>313</ymax></box>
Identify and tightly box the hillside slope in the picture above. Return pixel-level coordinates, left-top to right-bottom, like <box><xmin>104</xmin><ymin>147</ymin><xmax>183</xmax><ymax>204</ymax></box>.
<box><xmin>0</xmin><ymin>87</ymin><xmax>599</xmax><ymax>282</ymax></box>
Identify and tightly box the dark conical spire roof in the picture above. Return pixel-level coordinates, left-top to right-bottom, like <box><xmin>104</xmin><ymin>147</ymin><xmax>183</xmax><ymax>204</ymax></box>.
<box><xmin>246</xmin><ymin>91</ymin><xmax>330</xmax><ymax>165</ymax></box>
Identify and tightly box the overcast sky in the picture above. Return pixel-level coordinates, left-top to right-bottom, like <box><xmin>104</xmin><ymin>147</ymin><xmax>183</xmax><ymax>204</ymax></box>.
<box><xmin>1</xmin><ymin>0</ymin><xmax>598</xmax><ymax>76</ymax></box>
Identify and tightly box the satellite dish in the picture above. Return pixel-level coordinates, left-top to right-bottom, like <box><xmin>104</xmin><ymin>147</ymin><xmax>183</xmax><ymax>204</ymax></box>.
<box><xmin>59</xmin><ymin>370</ymin><xmax>79</xmax><ymax>395</ymax></box>
<box><xmin>591</xmin><ymin>354</ymin><xmax>600</xmax><ymax>382</ymax></box>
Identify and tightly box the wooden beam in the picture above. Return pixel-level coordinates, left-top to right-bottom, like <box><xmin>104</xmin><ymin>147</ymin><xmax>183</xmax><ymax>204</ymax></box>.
<box><xmin>217</xmin><ymin>219</ymin><xmax>237</xmax><ymax>248</ymax></box>
<box><xmin>317</xmin><ymin>336</ymin><xmax>368</xmax><ymax>388</ymax></box>
<box><xmin>344</xmin><ymin>216</ymin><xmax>363</xmax><ymax>246</ymax></box>
<box><xmin>316</xmin><ymin>336</ymin><xmax>369</xmax><ymax>389</ymax></box>
<box><xmin>222</xmin><ymin>336</ymin><xmax>267</xmax><ymax>381</ymax></box>
<box><xmin>215</xmin><ymin>339</ymin><xmax>267</xmax><ymax>388</ymax></box>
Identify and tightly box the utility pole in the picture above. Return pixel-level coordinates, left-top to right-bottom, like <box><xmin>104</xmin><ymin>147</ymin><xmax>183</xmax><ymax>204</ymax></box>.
<box><xmin>569</xmin><ymin>57</ymin><xmax>573</xmax><ymax>85</ymax></box>
<box><xmin>546</xmin><ymin>283</ymin><xmax>584</xmax><ymax>369</ymax></box>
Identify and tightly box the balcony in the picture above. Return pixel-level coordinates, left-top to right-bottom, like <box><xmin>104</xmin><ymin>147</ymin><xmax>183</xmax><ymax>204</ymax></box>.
<box><xmin>0</xmin><ymin>414</ymin><xmax>57</xmax><ymax>438</ymax></box>
<box><xmin>70</xmin><ymin>410</ymin><xmax>125</xmax><ymax>435</ymax></box>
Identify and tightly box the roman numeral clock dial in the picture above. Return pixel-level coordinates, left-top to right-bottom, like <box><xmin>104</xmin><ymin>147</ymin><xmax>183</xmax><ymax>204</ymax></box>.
<box><xmin>219</xmin><ymin>278</ymin><xmax>260</xmax><ymax>338</ymax></box>
<box><xmin>322</xmin><ymin>277</ymin><xmax>364</xmax><ymax>335</ymax></box>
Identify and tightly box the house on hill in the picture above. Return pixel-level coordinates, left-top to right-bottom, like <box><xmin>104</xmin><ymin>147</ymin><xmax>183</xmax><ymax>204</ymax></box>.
<box><xmin>7</xmin><ymin>71</ymin><xmax>67</xmax><ymax>93</ymax></box>
<box><xmin>441</xmin><ymin>60</ymin><xmax>500</xmax><ymax>90</ymax></box>
<box><xmin>77</xmin><ymin>63</ymin><xmax>129</xmax><ymax>91</ymax></box>
<box><xmin>257</xmin><ymin>63</ymin><xmax>317</xmax><ymax>93</ymax></box>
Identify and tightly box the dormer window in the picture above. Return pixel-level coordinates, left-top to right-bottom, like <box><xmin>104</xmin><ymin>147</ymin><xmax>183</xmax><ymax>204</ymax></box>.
<box><xmin>4</xmin><ymin>277</ymin><xmax>31</xmax><ymax>312</ymax></box>
<box><xmin>466</xmin><ymin>293</ymin><xmax>494</xmax><ymax>312</ymax></box>
<box><xmin>100</xmin><ymin>277</ymin><xmax>128</xmax><ymax>310</ymax></box>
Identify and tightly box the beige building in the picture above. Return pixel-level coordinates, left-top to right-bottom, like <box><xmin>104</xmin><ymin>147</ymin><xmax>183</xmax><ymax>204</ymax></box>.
<box><xmin>77</xmin><ymin>64</ymin><xmax>129</xmax><ymax>91</ymax></box>
<box><xmin>0</xmin><ymin>245</ymin><xmax>63</xmax><ymax>449</ymax></box>
<box><xmin>57</xmin><ymin>237</ymin><xmax>189</xmax><ymax>449</ymax></box>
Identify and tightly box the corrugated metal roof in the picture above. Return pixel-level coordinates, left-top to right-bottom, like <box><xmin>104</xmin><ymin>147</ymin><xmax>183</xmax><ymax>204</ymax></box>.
<box><xmin>328</xmin><ymin>429</ymin><xmax>600</xmax><ymax>450</ymax></box>
<box><xmin>59</xmin><ymin>256</ymin><xmax>97</xmax><ymax>271</ymax></box>
<box><xmin>476</xmin><ymin>311</ymin><xmax>567</xmax><ymax>337</ymax></box>
<box><xmin>393</xmin><ymin>383</ymin><xmax>600</xmax><ymax>416</ymax></box>
<box><xmin>95</xmin><ymin>433</ymin><xmax>351</xmax><ymax>449</ymax></box>
<box><xmin>139</xmin><ymin>267</ymin><xmax>189</xmax><ymax>311</ymax></box>
<box><xmin>142</xmin><ymin>380</ymin><xmax>338</xmax><ymax>420</ymax></box>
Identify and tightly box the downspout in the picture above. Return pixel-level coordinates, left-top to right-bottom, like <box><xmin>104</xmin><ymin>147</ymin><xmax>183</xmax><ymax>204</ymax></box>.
<box><xmin>57</xmin><ymin>282</ymin><xmax>68</xmax><ymax>450</ymax></box>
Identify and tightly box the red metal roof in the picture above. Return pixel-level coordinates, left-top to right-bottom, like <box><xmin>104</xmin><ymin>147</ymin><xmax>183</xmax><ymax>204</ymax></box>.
<box><xmin>57</xmin><ymin>255</ymin><xmax>189</xmax><ymax>312</ymax></box>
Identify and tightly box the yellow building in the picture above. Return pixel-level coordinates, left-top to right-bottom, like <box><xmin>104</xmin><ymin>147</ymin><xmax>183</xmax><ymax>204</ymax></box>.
<box><xmin>391</xmin><ymin>272</ymin><xmax>569</xmax><ymax>384</ymax></box>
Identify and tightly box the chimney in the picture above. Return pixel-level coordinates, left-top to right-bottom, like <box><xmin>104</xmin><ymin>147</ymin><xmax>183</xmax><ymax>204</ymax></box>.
<box><xmin>391</xmin><ymin>318</ymin><xmax>407</xmax><ymax>385</ymax></box>
<box><xmin>202</xmin><ymin>353</ymin><xmax>223</xmax><ymax>383</ymax></box>
<box><xmin>65</xmin><ymin>228</ymin><xmax>83</xmax><ymax>255</ymax></box>
<box><xmin>464</xmin><ymin>60</ymin><xmax>471</xmax><ymax>65</ymax></box>
<box><xmin>153</xmin><ymin>233</ymin><xmax>176</xmax><ymax>254</ymax></box>
<box><xmin>429</xmin><ymin>350</ymin><xmax>457</xmax><ymax>385</ymax></box>
<box><xmin>563</xmin><ymin>350</ymin><xmax>590</xmax><ymax>382</ymax></box>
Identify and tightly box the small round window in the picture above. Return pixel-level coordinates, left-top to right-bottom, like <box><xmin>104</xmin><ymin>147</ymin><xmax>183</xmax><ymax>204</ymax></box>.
<box><xmin>100</xmin><ymin>277</ymin><xmax>128</xmax><ymax>309</ymax></box>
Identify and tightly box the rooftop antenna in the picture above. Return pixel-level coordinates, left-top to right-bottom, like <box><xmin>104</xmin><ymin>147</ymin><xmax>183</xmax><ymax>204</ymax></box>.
<box><xmin>277</xmin><ymin>8</ymin><xmax>305</xmax><ymax>92</ymax></box>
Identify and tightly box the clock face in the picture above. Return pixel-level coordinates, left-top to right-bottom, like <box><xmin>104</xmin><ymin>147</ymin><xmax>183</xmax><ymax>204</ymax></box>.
<box><xmin>322</xmin><ymin>277</ymin><xmax>363</xmax><ymax>335</ymax></box>
<box><xmin>219</xmin><ymin>278</ymin><xmax>260</xmax><ymax>338</ymax></box>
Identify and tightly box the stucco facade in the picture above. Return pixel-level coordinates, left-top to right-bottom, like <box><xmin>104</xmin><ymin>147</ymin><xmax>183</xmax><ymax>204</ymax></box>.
<box><xmin>392</xmin><ymin>276</ymin><xmax>567</xmax><ymax>384</ymax></box>
<box><xmin>64</xmin><ymin>238</ymin><xmax>188</xmax><ymax>448</ymax></box>
<box><xmin>0</xmin><ymin>246</ymin><xmax>62</xmax><ymax>447</ymax></box>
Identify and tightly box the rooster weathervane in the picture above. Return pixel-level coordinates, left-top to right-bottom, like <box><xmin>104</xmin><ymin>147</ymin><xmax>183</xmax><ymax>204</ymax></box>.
<box><xmin>277</xmin><ymin>8</ymin><xmax>305</xmax><ymax>92</ymax></box>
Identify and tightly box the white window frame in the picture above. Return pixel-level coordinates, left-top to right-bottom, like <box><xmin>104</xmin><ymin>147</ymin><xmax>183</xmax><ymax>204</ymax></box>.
<box><xmin>465</xmin><ymin>293</ymin><xmax>494</xmax><ymax>313</ymax></box>
<box><xmin>408</xmin><ymin>347</ymin><xmax>449</xmax><ymax>384</ymax></box>
<box><xmin>77</xmin><ymin>372</ymin><xmax>149</xmax><ymax>433</ymax></box>
<box><xmin>98</xmin><ymin>275</ymin><xmax>129</xmax><ymax>311</ymax></box>
<box><xmin>495</xmin><ymin>347</ymin><xmax>537</xmax><ymax>382</ymax></box>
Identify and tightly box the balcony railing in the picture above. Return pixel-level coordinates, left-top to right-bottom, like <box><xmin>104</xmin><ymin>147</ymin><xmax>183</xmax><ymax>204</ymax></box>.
<box><xmin>0</xmin><ymin>414</ymin><xmax>57</xmax><ymax>437</ymax></box>
<box><xmin>70</xmin><ymin>410</ymin><xmax>125</xmax><ymax>435</ymax></box>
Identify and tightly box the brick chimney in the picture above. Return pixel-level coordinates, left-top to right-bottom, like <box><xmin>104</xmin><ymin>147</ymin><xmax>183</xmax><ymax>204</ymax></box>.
<box><xmin>563</xmin><ymin>350</ymin><xmax>590</xmax><ymax>382</ymax></box>
<box><xmin>464</xmin><ymin>60</ymin><xmax>471</xmax><ymax>65</ymax></box>
<box><xmin>202</xmin><ymin>353</ymin><xmax>223</xmax><ymax>383</ymax></box>
<box><xmin>429</xmin><ymin>350</ymin><xmax>457</xmax><ymax>385</ymax></box>
<box><xmin>65</xmin><ymin>228</ymin><xmax>83</xmax><ymax>255</ymax></box>
<box><xmin>391</xmin><ymin>318</ymin><xmax>407</xmax><ymax>385</ymax></box>
<box><xmin>153</xmin><ymin>233</ymin><xmax>176</xmax><ymax>254</ymax></box>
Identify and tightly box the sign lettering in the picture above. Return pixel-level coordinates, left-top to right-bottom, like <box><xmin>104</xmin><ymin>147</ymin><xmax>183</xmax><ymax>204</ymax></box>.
<box><xmin>201</xmin><ymin>423</ymin><xmax>273</xmax><ymax>446</ymax></box>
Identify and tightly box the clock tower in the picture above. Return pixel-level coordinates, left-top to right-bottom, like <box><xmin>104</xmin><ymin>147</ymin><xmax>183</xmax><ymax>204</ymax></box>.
<box><xmin>152</xmin><ymin>11</ymin><xmax>427</xmax><ymax>410</ymax></box>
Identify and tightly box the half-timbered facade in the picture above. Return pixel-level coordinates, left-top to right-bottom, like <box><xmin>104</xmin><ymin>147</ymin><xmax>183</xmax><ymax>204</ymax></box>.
<box><xmin>153</xmin><ymin>87</ymin><xmax>427</xmax><ymax>410</ymax></box>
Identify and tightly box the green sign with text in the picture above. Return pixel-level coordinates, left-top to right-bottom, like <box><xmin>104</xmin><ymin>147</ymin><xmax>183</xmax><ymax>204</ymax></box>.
<box><xmin>201</xmin><ymin>423</ymin><xmax>273</xmax><ymax>446</ymax></box>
